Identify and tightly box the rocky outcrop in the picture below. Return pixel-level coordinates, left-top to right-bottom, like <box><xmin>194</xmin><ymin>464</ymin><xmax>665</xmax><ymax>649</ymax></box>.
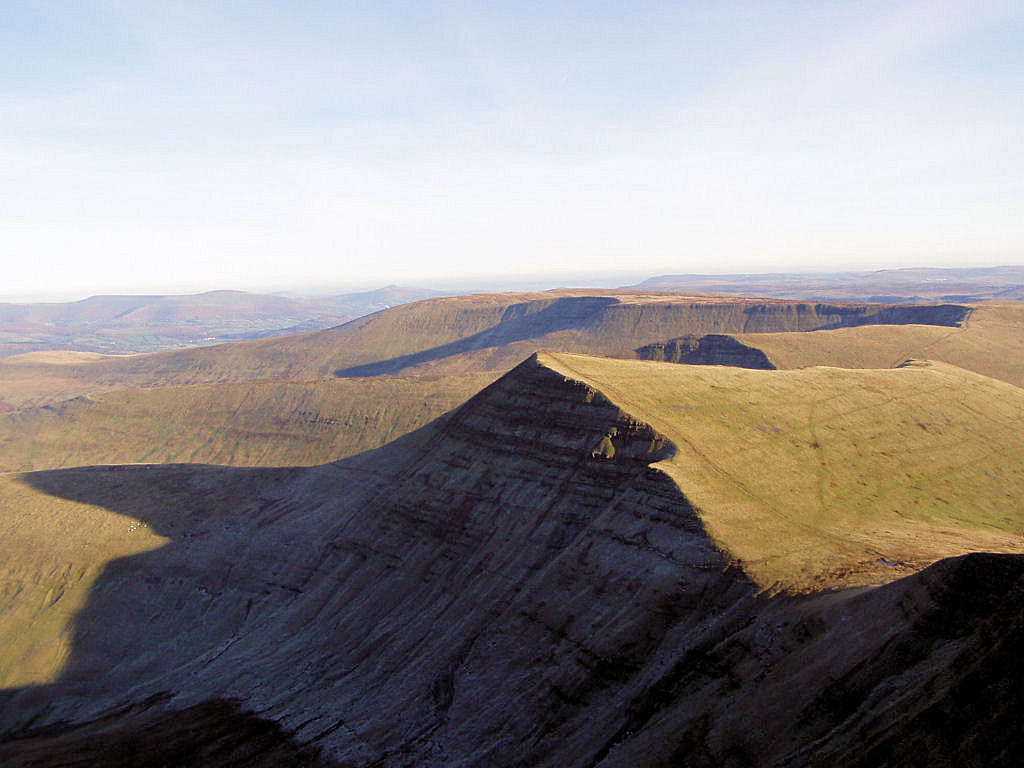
<box><xmin>635</xmin><ymin>334</ymin><xmax>775</xmax><ymax>369</ymax></box>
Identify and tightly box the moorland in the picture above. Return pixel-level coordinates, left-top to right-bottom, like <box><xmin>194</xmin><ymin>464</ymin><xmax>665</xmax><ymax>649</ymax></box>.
<box><xmin>0</xmin><ymin>271</ymin><xmax>1022</xmax><ymax>766</ymax></box>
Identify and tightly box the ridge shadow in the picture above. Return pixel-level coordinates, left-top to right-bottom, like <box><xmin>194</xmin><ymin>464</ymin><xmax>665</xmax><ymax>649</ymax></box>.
<box><xmin>333</xmin><ymin>296</ymin><xmax>619</xmax><ymax>377</ymax></box>
<box><xmin>0</xmin><ymin>356</ymin><xmax>753</xmax><ymax>766</ymax></box>
<box><xmin>333</xmin><ymin>299</ymin><xmax>970</xmax><ymax>379</ymax></box>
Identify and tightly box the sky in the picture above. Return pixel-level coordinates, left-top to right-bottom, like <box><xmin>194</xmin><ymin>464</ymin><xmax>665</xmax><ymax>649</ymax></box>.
<box><xmin>1</xmin><ymin>0</ymin><xmax>1022</xmax><ymax>298</ymax></box>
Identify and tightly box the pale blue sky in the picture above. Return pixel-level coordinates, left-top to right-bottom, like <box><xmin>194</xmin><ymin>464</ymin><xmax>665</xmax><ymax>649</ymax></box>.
<box><xmin>1</xmin><ymin>1</ymin><xmax>1022</xmax><ymax>296</ymax></box>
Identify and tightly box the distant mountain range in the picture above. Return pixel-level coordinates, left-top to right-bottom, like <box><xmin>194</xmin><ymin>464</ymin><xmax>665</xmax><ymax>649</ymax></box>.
<box><xmin>632</xmin><ymin>265</ymin><xmax>1024</xmax><ymax>301</ymax></box>
<box><xmin>0</xmin><ymin>285</ymin><xmax>446</xmax><ymax>357</ymax></box>
<box><xmin>3</xmin><ymin>266</ymin><xmax>1022</xmax><ymax>359</ymax></box>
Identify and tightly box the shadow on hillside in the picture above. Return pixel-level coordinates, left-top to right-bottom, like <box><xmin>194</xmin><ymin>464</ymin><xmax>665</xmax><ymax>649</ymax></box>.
<box><xmin>3</xmin><ymin>449</ymin><xmax>1024</xmax><ymax>765</ymax></box>
<box><xmin>0</xmin><ymin>377</ymin><xmax>748</xmax><ymax>767</ymax></box>
<box><xmin>0</xmin><ymin>460</ymin><xmax>342</xmax><ymax>766</ymax></box>
<box><xmin>814</xmin><ymin>303</ymin><xmax>970</xmax><ymax>330</ymax></box>
<box><xmin>334</xmin><ymin>295</ymin><xmax>618</xmax><ymax>377</ymax></box>
<box><xmin>334</xmin><ymin>299</ymin><xmax>970</xmax><ymax>378</ymax></box>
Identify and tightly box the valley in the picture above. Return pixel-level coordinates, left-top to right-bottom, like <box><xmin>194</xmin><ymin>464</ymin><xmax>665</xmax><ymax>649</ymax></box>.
<box><xmin>0</xmin><ymin>287</ymin><xmax>444</xmax><ymax>358</ymax></box>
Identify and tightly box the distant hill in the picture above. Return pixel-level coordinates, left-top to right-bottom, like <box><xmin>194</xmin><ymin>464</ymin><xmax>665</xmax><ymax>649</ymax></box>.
<box><xmin>633</xmin><ymin>265</ymin><xmax>1024</xmax><ymax>302</ymax></box>
<box><xmin>0</xmin><ymin>291</ymin><xmax>971</xmax><ymax>408</ymax></box>
<box><xmin>0</xmin><ymin>285</ymin><xmax>445</xmax><ymax>357</ymax></box>
<box><xmin>3</xmin><ymin>291</ymin><xmax>1021</xmax><ymax>486</ymax></box>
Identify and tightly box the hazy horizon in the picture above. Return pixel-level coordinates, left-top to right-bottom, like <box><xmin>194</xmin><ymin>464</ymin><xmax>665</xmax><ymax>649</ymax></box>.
<box><xmin>3</xmin><ymin>1</ymin><xmax>1022</xmax><ymax>296</ymax></box>
<box><xmin>4</xmin><ymin>263</ymin><xmax>1024</xmax><ymax>305</ymax></box>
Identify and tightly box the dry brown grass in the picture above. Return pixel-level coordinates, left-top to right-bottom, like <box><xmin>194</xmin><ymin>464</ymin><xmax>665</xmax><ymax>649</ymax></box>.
<box><xmin>0</xmin><ymin>472</ymin><xmax>168</xmax><ymax>686</ymax></box>
<box><xmin>0</xmin><ymin>373</ymin><xmax>496</xmax><ymax>472</ymax></box>
<box><xmin>737</xmin><ymin>302</ymin><xmax>1024</xmax><ymax>388</ymax></box>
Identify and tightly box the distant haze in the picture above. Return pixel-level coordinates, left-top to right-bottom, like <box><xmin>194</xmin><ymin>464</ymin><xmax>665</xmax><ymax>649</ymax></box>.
<box><xmin>2</xmin><ymin>1</ymin><xmax>1022</xmax><ymax>295</ymax></box>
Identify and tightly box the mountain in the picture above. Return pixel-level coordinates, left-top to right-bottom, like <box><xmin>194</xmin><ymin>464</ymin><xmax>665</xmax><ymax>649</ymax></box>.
<box><xmin>0</xmin><ymin>286</ymin><xmax>445</xmax><ymax>358</ymax></box>
<box><xmin>0</xmin><ymin>291</ymin><xmax>970</xmax><ymax>409</ymax></box>
<box><xmin>1</xmin><ymin>353</ymin><xmax>1022</xmax><ymax>765</ymax></box>
<box><xmin>632</xmin><ymin>265</ymin><xmax>1024</xmax><ymax>301</ymax></box>
<box><xmin>3</xmin><ymin>291</ymin><xmax>1016</xmax><ymax>483</ymax></box>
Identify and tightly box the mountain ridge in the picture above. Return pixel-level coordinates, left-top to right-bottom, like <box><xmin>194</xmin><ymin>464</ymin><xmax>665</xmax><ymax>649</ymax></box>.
<box><xmin>2</xmin><ymin>352</ymin><xmax>1023</xmax><ymax>765</ymax></box>
<box><xmin>0</xmin><ymin>292</ymin><xmax>971</xmax><ymax>409</ymax></box>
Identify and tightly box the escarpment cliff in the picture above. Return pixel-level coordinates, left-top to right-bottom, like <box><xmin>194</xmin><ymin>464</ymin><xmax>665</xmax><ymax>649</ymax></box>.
<box><xmin>330</xmin><ymin>296</ymin><xmax>970</xmax><ymax>378</ymax></box>
<box><xmin>636</xmin><ymin>334</ymin><xmax>775</xmax><ymax>369</ymax></box>
<box><xmin>2</xmin><ymin>353</ymin><xmax>1022</xmax><ymax>767</ymax></box>
<box><xmin>1</xmin><ymin>293</ymin><xmax>972</xmax><ymax>403</ymax></box>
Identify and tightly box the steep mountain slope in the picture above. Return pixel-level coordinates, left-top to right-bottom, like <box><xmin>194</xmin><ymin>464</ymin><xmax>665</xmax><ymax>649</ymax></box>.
<box><xmin>0</xmin><ymin>372</ymin><xmax>495</xmax><ymax>472</ymax></box>
<box><xmin>0</xmin><ymin>292</ymin><xmax>968</xmax><ymax>407</ymax></box>
<box><xmin>1</xmin><ymin>353</ymin><xmax>1022</xmax><ymax>766</ymax></box>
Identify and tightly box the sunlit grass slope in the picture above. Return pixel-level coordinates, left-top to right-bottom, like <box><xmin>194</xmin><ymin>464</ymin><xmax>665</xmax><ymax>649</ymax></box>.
<box><xmin>543</xmin><ymin>352</ymin><xmax>1024</xmax><ymax>590</ymax></box>
<box><xmin>735</xmin><ymin>302</ymin><xmax>1024</xmax><ymax>388</ymax></box>
<box><xmin>0</xmin><ymin>373</ymin><xmax>495</xmax><ymax>472</ymax></box>
<box><xmin>0</xmin><ymin>473</ymin><xmax>169</xmax><ymax>687</ymax></box>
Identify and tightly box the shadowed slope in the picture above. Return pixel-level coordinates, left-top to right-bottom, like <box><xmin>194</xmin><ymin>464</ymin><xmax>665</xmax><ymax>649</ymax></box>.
<box><xmin>590</xmin><ymin>552</ymin><xmax>1024</xmax><ymax>768</ymax></box>
<box><xmin>636</xmin><ymin>334</ymin><xmax>775</xmax><ymax>369</ymax></box>
<box><xmin>2</xmin><ymin>354</ymin><xmax>1023</xmax><ymax>766</ymax></box>
<box><xmin>0</xmin><ymin>696</ymin><xmax>332</xmax><ymax>767</ymax></box>
<box><xmin>1</xmin><ymin>356</ymin><xmax>746</xmax><ymax>766</ymax></box>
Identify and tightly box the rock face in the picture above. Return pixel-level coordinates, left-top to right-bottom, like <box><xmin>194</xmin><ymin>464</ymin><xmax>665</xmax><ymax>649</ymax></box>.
<box><xmin>1</xmin><ymin>354</ymin><xmax>1021</xmax><ymax>766</ymax></box>
<box><xmin>635</xmin><ymin>334</ymin><xmax>776</xmax><ymax>369</ymax></box>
